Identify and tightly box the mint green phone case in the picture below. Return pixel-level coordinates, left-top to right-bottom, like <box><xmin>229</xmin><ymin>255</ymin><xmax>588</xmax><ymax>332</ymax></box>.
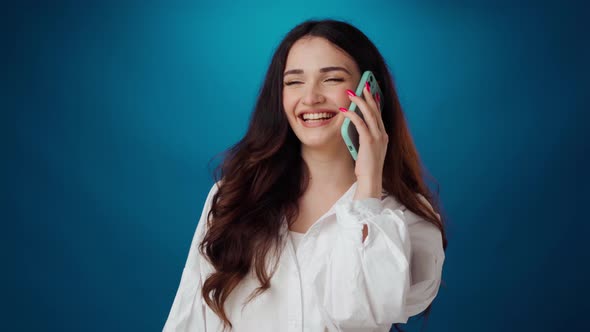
<box><xmin>340</xmin><ymin>70</ymin><xmax>384</xmax><ymax>160</ymax></box>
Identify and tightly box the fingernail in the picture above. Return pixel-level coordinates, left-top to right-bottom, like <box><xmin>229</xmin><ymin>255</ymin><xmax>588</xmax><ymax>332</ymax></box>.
<box><xmin>376</xmin><ymin>93</ymin><xmax>380</xmax><ymax>103</ymax></box>
<box><xmin>339</xmin><ymin>107</ymin><xmax>348</xmax><ymax>112</ymax></box>
<box><xmin>346</xmin><ymin>89</ymin><xmax>356</xmax><ymax>97</ymax></box>
<box><xmin>365</xmin><ymin>82</ymin><xmax>371</xmax><ymax>93</ymax></box>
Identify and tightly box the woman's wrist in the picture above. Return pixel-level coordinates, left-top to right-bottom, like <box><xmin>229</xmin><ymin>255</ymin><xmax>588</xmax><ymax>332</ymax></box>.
<box><xmin>354</xmin><ymin>176</ymin><xmax>382</xmax><ymax>200</ymax></box>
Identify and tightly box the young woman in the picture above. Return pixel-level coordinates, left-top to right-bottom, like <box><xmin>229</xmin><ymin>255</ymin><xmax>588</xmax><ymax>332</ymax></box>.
<box><xmin>164</xmin><ymin>19</ymin><xmax>447</xmax><ymax>332</ymax></box>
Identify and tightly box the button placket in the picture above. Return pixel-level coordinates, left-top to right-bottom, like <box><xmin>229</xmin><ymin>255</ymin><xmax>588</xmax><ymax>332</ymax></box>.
<box><xmin>286</xmin><ymin>229</ymin><xmax>303</xmax><ymax>332</ymax></box>
<box><xmin>296</xmin><ymin>225</ymin><xmax>321</xmax><ymax>272</ymax></box>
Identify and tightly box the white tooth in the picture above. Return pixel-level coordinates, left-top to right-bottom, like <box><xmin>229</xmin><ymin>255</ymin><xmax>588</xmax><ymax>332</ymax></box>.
<box><xmin>302</xmin><ymin>112</ymin><xmax>334</xmax><ymax>120</ymax></box>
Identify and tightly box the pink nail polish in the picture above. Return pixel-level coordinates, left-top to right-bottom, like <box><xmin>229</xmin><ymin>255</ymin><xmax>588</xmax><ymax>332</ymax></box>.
<box><xmin>346</xmin><ymin>89</ymin><xmax>356</xmax><ymax>97</ymax></box>
<box><xmin>365</xmin><ymin>82</ymin><xmax>371</xmax><ymax>93</ymax></box>
<box><xmin>339</xmin><ymin>107</ymin><xmax>348</xmax><ymax>112</ymax></box>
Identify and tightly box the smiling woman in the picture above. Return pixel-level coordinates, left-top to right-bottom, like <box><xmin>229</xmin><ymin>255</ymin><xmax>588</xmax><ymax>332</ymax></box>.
<box><xmin>282</xmin><ymin>40</ymin><xmax>360</xmax><ymax>148</ymax></box>
<box><xmin>163</xmin><ymin>19</ymin><xmax>447</xmax><ymax>332</ymax></box>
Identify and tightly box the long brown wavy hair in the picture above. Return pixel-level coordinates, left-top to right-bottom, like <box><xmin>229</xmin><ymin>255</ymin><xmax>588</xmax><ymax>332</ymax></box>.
<box><xmin>200</xmin><ymin>19</ymin><xmax>448</xmax><ymax>332</ymax></box>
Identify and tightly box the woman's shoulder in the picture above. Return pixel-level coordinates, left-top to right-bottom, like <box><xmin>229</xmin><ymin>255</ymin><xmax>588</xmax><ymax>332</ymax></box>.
<box><xmin>193</xmin><ymin>181</ymin><xmax>222</xmax><ymax>235</ymax></box>
<box><xmin>381</xmin><ymin>192</ymin><xmax>439</xmax><ymax>225</ymax></box>
<box><xmin>207</xmin><ymin>180</ymin><xmax>222</xmax><ymax>198</ymax></box>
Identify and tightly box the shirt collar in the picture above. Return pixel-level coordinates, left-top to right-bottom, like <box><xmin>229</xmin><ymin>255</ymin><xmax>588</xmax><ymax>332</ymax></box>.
<box><xmin>279</xmin><ymin>181</ymin><xmax>359</xmax><ymax>234</ymax></box>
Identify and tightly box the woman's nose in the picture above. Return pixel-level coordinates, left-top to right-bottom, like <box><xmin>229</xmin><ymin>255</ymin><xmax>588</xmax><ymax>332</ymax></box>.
<box><xmin>301</xmin><ymin>84</ymin><xmax>326</xmax><ymax>106</ymax></box>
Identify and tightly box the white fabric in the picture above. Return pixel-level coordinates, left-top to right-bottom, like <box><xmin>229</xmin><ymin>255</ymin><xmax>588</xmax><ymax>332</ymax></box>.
<box><xmin>163</xmin><ymin>181</ymin><xmax>445</xmax><ymax>332</ymax></box>
<box><xmin>289</xmin><ymin>230</ymin><xmax>305</xmax><ymax>252</ymax></box>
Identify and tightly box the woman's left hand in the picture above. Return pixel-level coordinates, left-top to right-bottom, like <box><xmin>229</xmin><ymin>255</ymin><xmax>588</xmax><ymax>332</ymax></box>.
<box><xmin>339</xmin><ymin>83</ymin><xmax>388</xmax><ymax>200</ymax></box>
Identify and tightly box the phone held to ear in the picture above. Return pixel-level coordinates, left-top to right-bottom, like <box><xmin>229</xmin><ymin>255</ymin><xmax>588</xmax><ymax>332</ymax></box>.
<box><xmin>340</xmin><ymin>70</ymin><xmax>384</xmax><ymax>161</ymax></box>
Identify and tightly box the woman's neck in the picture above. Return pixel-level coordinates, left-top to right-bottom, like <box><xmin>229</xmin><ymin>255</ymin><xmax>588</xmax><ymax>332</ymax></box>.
<box><xmin>301</xmin><ymin>144</ymin><xmax>356</xmax><ymax>195</ymax></box>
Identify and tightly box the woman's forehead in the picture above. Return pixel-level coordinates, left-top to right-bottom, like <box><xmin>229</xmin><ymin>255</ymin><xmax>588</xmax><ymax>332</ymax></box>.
<box><xmin>285</xmin><ymin>37</ymin><xmax>357</xmax><ymax>73</ymax></box>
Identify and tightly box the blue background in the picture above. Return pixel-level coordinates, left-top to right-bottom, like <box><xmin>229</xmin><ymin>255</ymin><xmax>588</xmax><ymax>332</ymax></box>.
<box><xmin>6</xmin><ymin>0</ymin><xmax>588</xmax><ymax>331</ymax></box>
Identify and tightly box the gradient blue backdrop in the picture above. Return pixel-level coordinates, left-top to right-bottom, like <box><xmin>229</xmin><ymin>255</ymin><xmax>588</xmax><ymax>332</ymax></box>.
<box><xmin>7</xmin><ymin>0</ymin><xmax>589</xmax><ymax>331</ymax></box>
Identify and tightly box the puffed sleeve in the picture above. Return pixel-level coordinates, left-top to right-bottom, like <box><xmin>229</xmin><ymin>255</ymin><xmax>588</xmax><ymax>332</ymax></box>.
<box><xmin>403</xmin><ymin>196</ymin><xmax>445</xmax><ymax>318</ymax></box>
<box><xmin>312</xmin><ymin>196</ymin><xmax>411</xmax><ymax>330</ymax></box>
<box><xmin>162</xmin><ymin>182</ymin><xmax>219</xmax><ymax>332</ymax></box>
<box><xmin>312</xmin><ymin>194</ymin><xmax>444</xmax><ymax>329</ymax></box>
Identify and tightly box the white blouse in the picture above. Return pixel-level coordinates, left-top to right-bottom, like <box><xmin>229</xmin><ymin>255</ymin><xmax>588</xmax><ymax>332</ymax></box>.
<box><xmin>290</xmin><ymin>230</ymin><xmax>305</xmax><ymax>251</ymax></box>
<box><xmin>163</xmin><ymin>181</ymin><xmax>445</xmax><ymax>332</ymax></box>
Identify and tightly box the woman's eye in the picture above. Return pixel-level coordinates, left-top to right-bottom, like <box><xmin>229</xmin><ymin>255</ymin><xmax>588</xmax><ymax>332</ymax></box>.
<box><xmin>284</xmin><ymin>78</ymin><xmax>343</xmax><ymax>86</ymax></box>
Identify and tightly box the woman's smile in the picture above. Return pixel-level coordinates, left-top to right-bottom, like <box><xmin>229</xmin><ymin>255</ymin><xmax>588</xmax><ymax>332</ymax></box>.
<box><xmin>298</xmin><ymin>110</ymin><xmax>339</xmax><ymax>128</ymax></box>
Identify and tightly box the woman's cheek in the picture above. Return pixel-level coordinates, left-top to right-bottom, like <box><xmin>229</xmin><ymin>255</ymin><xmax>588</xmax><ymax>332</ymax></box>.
<box><xmin>283</xmin><ymin>97</ymin><xmax>298</xmax><ymax>115</ymax></box>
<box><xmin>332</xmin><ymin>92</ymin><xmax>350</xmax><ymax>108</ymax></box>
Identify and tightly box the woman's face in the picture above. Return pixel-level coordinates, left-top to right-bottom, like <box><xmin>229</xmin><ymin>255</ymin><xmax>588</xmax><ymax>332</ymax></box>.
<box><xmin>282</xmin><ymin>36</ymin><xmax>361</xmax><ymax>151</ymax></box>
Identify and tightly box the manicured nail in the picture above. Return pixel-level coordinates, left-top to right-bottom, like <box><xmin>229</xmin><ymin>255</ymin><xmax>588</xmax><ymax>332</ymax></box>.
<box><xmin>339</xmin><ymin>107</ymin><xmax>348</xmax><ymax>112</ymax></box>
<box><xmin>346</xmin><ymin>89</ymin><xmax>356</xmax><ymax>97</ymax></box>
<box><xmin>365</xmin><ymin>82</ymin><xmax>371</xmax><ymax>93</ymax></box>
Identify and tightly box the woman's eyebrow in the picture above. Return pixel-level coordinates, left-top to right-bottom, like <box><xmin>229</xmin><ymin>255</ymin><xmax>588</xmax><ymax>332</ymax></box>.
<box><xmin>319</xmin><ymin>66</ymin><xmax>351</xmax><ymax>75</ymax></box>
<box><xmin>283</xmin><ymin>66</ymin><xmax>351</xmax><ymax>76</ymax></box>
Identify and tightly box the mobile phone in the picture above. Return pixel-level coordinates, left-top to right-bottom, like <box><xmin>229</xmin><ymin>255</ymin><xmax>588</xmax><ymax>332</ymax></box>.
<box><xmin>340</xmin><ymin>70</ymin><xmax>384</xmax><ymax>160</ymax></box>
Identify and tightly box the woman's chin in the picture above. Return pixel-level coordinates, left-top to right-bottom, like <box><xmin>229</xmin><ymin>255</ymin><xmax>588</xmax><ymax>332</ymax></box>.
<box><xmin>300</xmin><ymin>136</ymin><xmax>343</xmax><ymax>151</ymax></box>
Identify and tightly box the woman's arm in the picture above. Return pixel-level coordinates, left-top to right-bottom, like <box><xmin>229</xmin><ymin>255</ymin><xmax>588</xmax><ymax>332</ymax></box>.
<box><xmin>163</xmin><ymin>183</ymin><xmax>219</xmax><ymax>332</ymax></box>
<box><xmin>312</xmin><ymin>194</ymin><xmax>444</xmax><ymax>329</ymax></box>
<box><xmin>404</xmin><ymin>198</ymin><xmax>445</xmax><ymax>318</ymax></box>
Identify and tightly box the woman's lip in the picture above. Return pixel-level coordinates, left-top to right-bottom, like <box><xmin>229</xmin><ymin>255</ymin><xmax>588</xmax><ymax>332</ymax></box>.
<box><xmin>298</xmin><ymin>115</ymin><xmax>337</xmax><ymax>128</ymax></box>
<box><xmin>299</xmin><ymin>110</ymin><xmax>338</xmax><ymax>116</ymax></box>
